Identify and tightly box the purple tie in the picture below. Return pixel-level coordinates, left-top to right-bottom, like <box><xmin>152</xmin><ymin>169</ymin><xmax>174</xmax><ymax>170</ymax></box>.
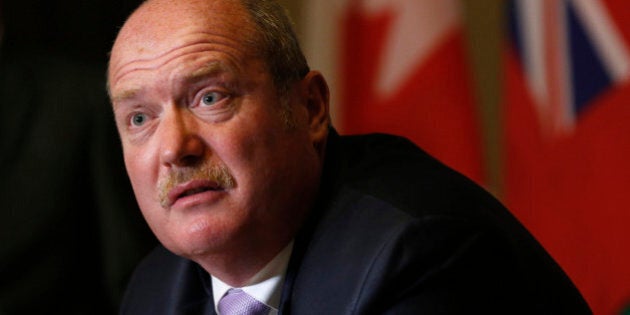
<box><xmin>218</xmin><ymin>288</ymin><xmax>271</xmax><ymax>315</ymax></box>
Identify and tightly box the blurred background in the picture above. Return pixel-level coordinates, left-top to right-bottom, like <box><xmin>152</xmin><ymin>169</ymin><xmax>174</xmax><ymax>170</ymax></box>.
<box><xmin>1</xmin><ymin>0</ymin><xmax>628</xmax><ymax>314</ymax></box>
<box><xmin>1</xmin><ymin>0</ymin><xmax>154</xmax><ymax>314</ymax></box>
<box><xmin>281</xmin><ymin>0</ymin><xmax>630</xmax><ymax>314</ymax></box>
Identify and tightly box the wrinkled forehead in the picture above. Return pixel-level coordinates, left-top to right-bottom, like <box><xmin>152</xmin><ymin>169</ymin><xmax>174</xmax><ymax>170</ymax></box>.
<box><xmin>109</xmin><ymin>0</ymin><xmax>256</xmax><ymax>75</ymax></box>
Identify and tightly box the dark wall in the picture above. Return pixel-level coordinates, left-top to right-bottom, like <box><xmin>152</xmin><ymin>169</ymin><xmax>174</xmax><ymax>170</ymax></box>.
<box><xmin>1</xmin><ymin>1</ymin><xmax>156</xmax><ymax>313</ymax></box>
<box><xmin>2</xmin><ymin>0</ymin><xmax>142</xmax><ymax>64</ymax></box>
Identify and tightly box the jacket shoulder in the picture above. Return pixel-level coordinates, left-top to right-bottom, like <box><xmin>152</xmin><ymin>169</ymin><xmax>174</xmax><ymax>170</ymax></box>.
<box><xmin>292</xmin><ymin>132</ymin><xmax>591</xmax><ymax>314</ymax></box>
<box><xmin>120</xmin><ymin>246</ymin><xmax>212</xmax><ymax>314</ymax></box>
<box><xmin>334</xmin><ymin>133</ymin><xmax>497</xmax><ymax>218</ymax></box>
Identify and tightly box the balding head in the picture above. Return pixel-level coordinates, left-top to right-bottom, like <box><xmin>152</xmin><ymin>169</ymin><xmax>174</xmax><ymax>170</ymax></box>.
<box><xmin>109</xmin><ymin>0</ymin><xmax>308</xmax><ymax>96</ymax></box>
<box><xmin>110</xmin><ymin>0</ymin><xmax>254</xmax><ymax>85</ymax></box>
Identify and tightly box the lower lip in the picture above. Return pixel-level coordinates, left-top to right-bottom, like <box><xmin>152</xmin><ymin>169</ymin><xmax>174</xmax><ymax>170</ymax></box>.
<box><xmin>171</xmin><ymin>190</ymin><xmax>226</xmax><ymax>210</ymax></box>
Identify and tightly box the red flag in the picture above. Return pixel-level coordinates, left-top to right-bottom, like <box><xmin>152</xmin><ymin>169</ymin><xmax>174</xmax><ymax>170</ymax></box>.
<box><xmin>304</xmin><ymin>0</ymin><xmax>485</xmax><ymax>184</ymax></box>
<box><xmin>503</xmin><ymin>0</ymin><xmax>630</xmax><ymax>313</ymax></box>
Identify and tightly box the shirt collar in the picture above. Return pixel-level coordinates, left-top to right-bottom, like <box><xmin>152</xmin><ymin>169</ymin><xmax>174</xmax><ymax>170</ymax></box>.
<box><xmin>212</xmin><ymin>241</ymin><xmax>294</xmax><ymax>314</ymax></box>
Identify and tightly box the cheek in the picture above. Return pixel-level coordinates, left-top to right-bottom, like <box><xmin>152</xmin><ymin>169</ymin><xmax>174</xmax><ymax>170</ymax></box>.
<box><xmin>209</xmin><ymin>116</ymin><xmax>267</xmax><ymax>169</ymax></box>
<box><xmin>205</xmin><ymin>123</ymin><xmax>283</xmax><ymax>211</ymax></box>
<box><xmin>125</xmin><ymin>155</ymin><xmax>175</xmax><ymax>248</ymax></box>
<box><xmin>230</xmin><ymin>132</ymin><xmax>279</xmax><ymax>174</ymax></box>
<box><xmin>123</xmin><ymin>147</ymin><xmax>159</xmax><ymax>207</ymax></box>
<box><xmin>228</xmin><ymin>130</ymin><xmax>305</xmax><ymax>200</ymax></box>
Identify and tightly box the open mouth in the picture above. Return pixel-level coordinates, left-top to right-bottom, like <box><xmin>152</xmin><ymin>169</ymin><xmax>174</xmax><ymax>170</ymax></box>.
<box><xmin>166</xmin><ymin>180</ymin><xmax>224</xmax><ymax>207</ymax></box>
<box><xmin>180</xmin><ymin>186</ymin><xmax>216</xmax><ymax>197</ymax></box>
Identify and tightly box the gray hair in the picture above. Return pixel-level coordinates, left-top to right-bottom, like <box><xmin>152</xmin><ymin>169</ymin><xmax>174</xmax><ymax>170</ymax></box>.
<box><xmin>240</xmin><ymin>0</ymin><xmax>310</xmax><ymax>95</ymax></box>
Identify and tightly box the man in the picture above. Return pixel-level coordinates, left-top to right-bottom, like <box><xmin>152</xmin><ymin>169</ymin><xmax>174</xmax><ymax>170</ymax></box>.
<box><xmin>108</xmin><ymin>0</ymin><xmax>591</xmax><ymax>313</ymax></box>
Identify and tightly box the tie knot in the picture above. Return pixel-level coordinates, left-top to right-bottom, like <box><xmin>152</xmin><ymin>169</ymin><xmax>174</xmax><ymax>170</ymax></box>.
<box><xmin>218</xmin><ymin>288</ymin><xmax>270</xmax><ymax>315</ymax></box>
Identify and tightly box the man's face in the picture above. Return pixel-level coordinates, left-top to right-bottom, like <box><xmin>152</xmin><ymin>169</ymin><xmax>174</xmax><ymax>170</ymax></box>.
<box><xmin>108</xmin><ymin>0</ymin><xmax>323</xmax><ymax>259</ymax></box>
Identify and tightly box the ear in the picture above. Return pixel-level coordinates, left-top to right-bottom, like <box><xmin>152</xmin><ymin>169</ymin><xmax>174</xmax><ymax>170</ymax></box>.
<box><xmin>300</xmin><ymin>71</ymin><xmax>330</xmax><ymax>149</ymax></box>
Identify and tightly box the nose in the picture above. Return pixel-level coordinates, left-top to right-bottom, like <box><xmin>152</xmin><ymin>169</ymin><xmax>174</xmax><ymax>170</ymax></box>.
<box><xmin>158</xmin><ymin>108</ymin><xmax>205</xmax><ymax>167</ymax></box>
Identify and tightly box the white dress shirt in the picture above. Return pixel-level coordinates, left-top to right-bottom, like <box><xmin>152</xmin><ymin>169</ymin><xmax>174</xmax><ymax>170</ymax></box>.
<box><xmin>212</xmin><ymin>241</ymin><xmax>294</xmax><ymax>315</ymax></box>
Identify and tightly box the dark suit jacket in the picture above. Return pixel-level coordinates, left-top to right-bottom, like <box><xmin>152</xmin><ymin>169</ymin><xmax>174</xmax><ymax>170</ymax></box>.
<box><xmin>121</xmin><ymin>130</ymin><xmax>591</xmax><ymax>314</ymax></box>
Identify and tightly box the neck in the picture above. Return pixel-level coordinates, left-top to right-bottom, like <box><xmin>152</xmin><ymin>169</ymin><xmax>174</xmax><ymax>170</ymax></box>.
<box><xmin>195</xmin><ymin>236</ymin><xmax>293</xmax><ymax>287</ymax></box>
<box><xmin>192</xmin><ymin>210</ymin><xmax>307</xmax><ymax>287</ymax></box>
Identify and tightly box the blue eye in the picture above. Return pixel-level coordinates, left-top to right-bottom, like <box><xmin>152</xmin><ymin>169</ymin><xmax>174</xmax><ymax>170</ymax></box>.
<box><xmin>131</xmin><ymin>113</ymin><xmax>147</xmax><ymax>126</ymax></box>
<box><xmin>201</xmin><ymin>91</ymin><xmax>224</xmax><ymax>106</ymax></box>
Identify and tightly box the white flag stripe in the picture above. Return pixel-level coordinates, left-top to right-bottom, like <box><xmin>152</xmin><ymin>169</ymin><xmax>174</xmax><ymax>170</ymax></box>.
<box><xmin>557</xmin><ymin>1</ymin><xmax>577</xmax><ymax>130</ymax></box>
<box><xmin>516</xmin><ymin>0</ymin><xmax>548</xmax><ymax>110</ymax></box>
<box><xmin>571</xmin><ymin>0</ymin><xmax>630</xmax><ymax>83</ymax></box>
<box><xmin>516</xmin><ymin>0</ymin><xmax>576</xmax><ymax>133</ymax></box>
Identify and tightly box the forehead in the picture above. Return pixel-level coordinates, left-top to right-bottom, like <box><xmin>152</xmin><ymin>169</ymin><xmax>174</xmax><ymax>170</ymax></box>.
<box><xmin>109</xmin><ymin>0</ymin><xmax>257</xmax><ymax>82</ymax></box>
<box><xmin>110</xmin><ymin>60</ymin><xmax>235</xmax><ymax>105</ymax></box>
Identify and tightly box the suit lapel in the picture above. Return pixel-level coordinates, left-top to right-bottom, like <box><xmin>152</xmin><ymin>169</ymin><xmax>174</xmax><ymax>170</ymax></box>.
<box><xmin>178</xmin><ymin>264</ymin><xmax>217</xmax><ymax>315</ymax></box>
<box><xmin>277</xmin><ymin>130</ymin><xmax>347</xmax><ymax>315</ymax></box>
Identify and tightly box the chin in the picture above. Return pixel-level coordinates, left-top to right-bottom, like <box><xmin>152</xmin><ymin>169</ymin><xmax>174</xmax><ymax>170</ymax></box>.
<box><xmin>165</xmin><ymin>218</ymin><xmax>234</xmax><ymax>258</ymax></box>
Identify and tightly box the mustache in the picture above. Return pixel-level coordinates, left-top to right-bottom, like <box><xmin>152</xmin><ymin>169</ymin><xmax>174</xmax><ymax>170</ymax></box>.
<box><xmin>157</xmin><ymin>161</ymin><xmax>235</xmax><ymax>208</ymax></box>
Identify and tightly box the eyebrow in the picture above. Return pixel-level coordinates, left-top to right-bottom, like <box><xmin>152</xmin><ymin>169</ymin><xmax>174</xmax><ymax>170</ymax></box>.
<box><xmin>187</xmin><ymin>61</ymin><xmax>230</xmax><ymax>82</ymax></box>
<box><xmin>111</xmin><ymin>88</ymin><xmax>142</xmax><ymax>111</ymax></box>
<box><xmin>111</xmin><ymin>61</ymin><xmax>233</xmax><ymax>108</ymax></box>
